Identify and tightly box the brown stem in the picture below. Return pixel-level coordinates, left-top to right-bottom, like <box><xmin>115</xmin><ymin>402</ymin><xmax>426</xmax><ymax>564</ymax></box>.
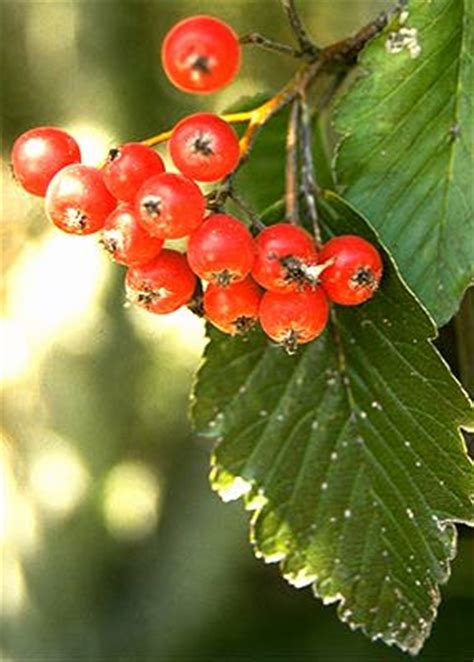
<box><xmin>286</xmin><ymin>99</ymin><xmax>300</xmax><ymax>224</ymax></box>
<box><xmin>139</xmin><ymin>5</ymin><xmax>399</xmax><ymax>172</ymax></box>
<box><xmin>281</xmin><ymin>0</ymin><xmax>320</xmax><ymax>56</ymax></box>
<box><xmin>239</xmin><ymin>32</ymin><xmax>303</xmax><ymax>58</ymax></box>
<box><xmin>229</xmin><ymin>190</ymin><xmax>266</xmax><ymax>232</ymax></box>
<box><xmin>298</xmin><ymin>93</ymin><xmax>321</xmax><ymax>245</ymax></box>
<box><xmin>323</xmin><ymin>4</ymin><xmax>400</xmax><ymax>64</ymax></box>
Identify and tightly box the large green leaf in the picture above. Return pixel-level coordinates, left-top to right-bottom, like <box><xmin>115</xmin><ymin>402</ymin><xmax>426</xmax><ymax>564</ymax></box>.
<box><xmin>335</xmin><ymin>0</ymin><xmax>473</xmax><ymax>326</ymax></box>
<box><xmin>192</xmin><ymin>191</ymin><xmax>474</xmax><ymax>654</ymax></box>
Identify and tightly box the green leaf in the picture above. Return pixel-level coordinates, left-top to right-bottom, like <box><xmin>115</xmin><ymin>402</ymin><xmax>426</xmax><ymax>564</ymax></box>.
<box><xmin>192</xmin><ymin>191</ymin><xmax>474</xmax><ymax>655</ymax></box>
<box><xmin>334</xmin><ymin>0</ymin><xmax>473</xmax><ymax>326</ymax></box>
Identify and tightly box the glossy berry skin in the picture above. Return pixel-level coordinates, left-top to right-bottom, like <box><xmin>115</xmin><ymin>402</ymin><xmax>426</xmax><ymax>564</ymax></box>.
<box><xmin>100</xmin><ymin>204</ymin><xmax>163</xmax><ymax>266</ymax></box>
<box><xmin>204</xmin><ymin>277</ymin><xmax>262</xmax><ymax>335</ymax></box>
<box><xmin>187</xmin><ymin>214</ymin><xmax>256</xmax><ymax>286</ymax></box>
<box><xmin>126</xmin><ymin>249</ymin><xmax>196</xmax><ymax>314</ymax></box>
<box><xmin>136</xmin><ymin>172</ymin><xmax>205</xmax><ymax>239</ymax></box>
<box><xmin>45</xmin><ymin>164</ymin><xmax>116</xmax><ymax>235</ymax></box>
<box><xmin>169</xmin><ymin>113</ymin><xmax>240</xmax><ymax>182</ymax></box>
<box><xmin>259</xmin><ymin>288</ymin><xmax>329</xmax><ymax>353</ymax></box>
<box><xmin>103</xmin><ymin>143</ymin><xmax>165</xmax><ymax>204</ymax></box>
<box><xmin>162</xmin><ymin>15</ymin><xmax>240</xmax><ymax>94</ymax></box>
<box><xmin>252</xmin><ymin>223</ymin><xmax>319</xmax><ymax>293</ymax></box>
<box><xmin>11</xmin><ymin>127</ymin><xmax>81</xmax><ymax>197</ymax></box>
<box><xmin>319</xmin><ymin>235</ymin><xmax>383</xmax><ymax>306</ymax></box>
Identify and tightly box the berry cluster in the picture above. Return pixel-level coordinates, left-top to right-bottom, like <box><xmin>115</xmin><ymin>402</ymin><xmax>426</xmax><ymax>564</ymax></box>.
<box><xmin>10</xmin><ymin>14</ymin><xmax>383</xmax><ymax>354</ymax></box>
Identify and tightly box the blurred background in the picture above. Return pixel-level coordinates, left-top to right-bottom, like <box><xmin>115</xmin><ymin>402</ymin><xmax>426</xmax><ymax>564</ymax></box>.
<box><xmin>1</xmin><ymin>1</ymin><xmax>472</xmax><ymax>660</ymax></box>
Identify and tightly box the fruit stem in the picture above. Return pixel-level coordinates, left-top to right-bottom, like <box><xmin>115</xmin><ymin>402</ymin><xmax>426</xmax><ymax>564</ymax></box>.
<box><xmin>229</xmin><ymin>189</ymin><xmax>266</xmax><ymax>232</ymax></box>
<box><xmin>298</xmin><ymin>92</ymin><xmax>321</xmax><ymax>245</ymax></box>
<box><xmin>239</xmin><ymin>32</ymin><xmax>304</xmax><ymax>59</ymax></box>
<box><xmin>140</xmin><ymin>5</ymin><xmax>398</xmax><ymax>163</ymax></box>
<box><xmin>141</xmin><ymin>111</ymin><xmax>254</xmax><ymax>148</ymax></box>
<box><xmin>280</xmin><ymin>0</ymin><xmax>321</xmax><ymax>58</ymax></box>
<box><xmin>285</xmin><ymin>99</ymin><xmax>300</xmax><ymax>225</ymax></box>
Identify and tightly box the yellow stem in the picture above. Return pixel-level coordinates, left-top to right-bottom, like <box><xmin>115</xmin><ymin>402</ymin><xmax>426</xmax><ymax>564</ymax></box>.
<box><xmin>141</xmin><ymin>110</ymin><xmax>255</xmax><ymax>148</ymax></box>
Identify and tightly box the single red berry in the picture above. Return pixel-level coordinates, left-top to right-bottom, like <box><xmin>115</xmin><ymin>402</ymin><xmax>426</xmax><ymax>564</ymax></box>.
<box><xmin>161</xmin><ymin>15</ymin><xmax>240</xmax><ymax>94</ymax></box>
<box><xmin>259</xmin><ymin>288</ymin><xmax>329</xmax><ymax>353</ymax></box>
<box><xmin>169</xmin><ymin>113</ymin><xmax>240</xmax><ymax>182</ymax></box>
<box><xmin>45</xmin><ymin>164</ymin><xmax>116</xmax><ymax>235</ymax></box>
<box><xmin>252</xmin><ymin>223</ymin><xmax>319</xmax><ymax>292</ymax></box>
<box><xmin>319</xmin><ymin>235</ymin><xmax>383</xmax><ymax>305</ymax></box>
<box><xmin>204</xmin><ymin>277</ymin><xmax>262</xmax><ymax>335</ymax></box>
<box><xmin>136</xmin><ymin>172</ymin><xmax>205</xmax><ymax>239</ymax></box>
<box><xmin>126</xmin><ymin>249</ymin><xmax>196</xmax><ymax>314</ymax></box>
<box><xmin>102</xmin><ymin>143</ymin><xmax>165</xmax><ymax>204</ymax></box>
<box><xmin>100</xmin><ymin>204</ymin><xmax>163</xmax><ymax>266</ymax></box>
<box><xmin>187</xmin><ymin>213</ymin><xmax>256</xmax><ymax>286</ymax></box>
<box><xmin>11</xmin><ymin>127</ymin><xmax>81</xmax><ymax>197</ymax></box>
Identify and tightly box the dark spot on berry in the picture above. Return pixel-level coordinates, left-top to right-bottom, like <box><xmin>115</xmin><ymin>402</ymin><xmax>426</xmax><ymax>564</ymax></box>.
<box><xmin>233</xmin><ymin>316</ymin><xmax>256</xmax><ymax>335</ymax></box>
<box><xmin>192</xmin><ymin>133</ymin><xmax>214</xmax><ymax>157</ymax></box>
<box><xmin>131</xmin><ymin>287</ymin><xmax>163</xmax><ymax>309</ymax></box>
<box><xmin>141</xmin><ymin>196</ymin><xmax>162</xmax><ymax>218</ymax></box>
<box><xmin>214</xmin><ymin>270</ymin><xmax>234</xmax><ymax>287</ymax></box>
<box><xmin>280</xmin><ymin>255</ymin><xmax>317</xmax><ymax>289</ymax></box>
<box><xmin>351</xmin><ymin>266</ymin><xmax>378</xmax><ymax>291</ymax></box>
<box><xmin>99</xmin><ymin>232</ymin><xmax>118</xmax><ymax>257</ymax></box>
<box><xmin>107</xmin><ymin>147</ymin><xmax>121</xmax><ymax>162</ymax></box>
<box><xmin>192</xmin><ymin>55</ymin><xmax>211</xmax><ymax>75</ymax></box>
<box><xmin>65</xmin><ymin>208</ymin><xmax>88</xmax><ymax>232</ymax></box>
<box><xmin>281</xmin><ymin>329</ymin><xmax>300</xmax><ymax>355</ymax></box>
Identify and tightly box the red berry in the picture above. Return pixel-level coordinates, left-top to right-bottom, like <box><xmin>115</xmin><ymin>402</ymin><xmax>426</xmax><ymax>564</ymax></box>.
<box><xmin>162</xmin><ymin>15</ymin><xmax>240</xmax><ymax>94</ymax></box>
<box><xmin>45</xmin><ymin>165</ymin><xmax>116</xmax><ymax>235</ymax></box>
<box><xmin>136</xmin><ymin>172</ymin><xmax>205</xmax><ymax>239</ymax></box>
<box><xmin>204</xmin><ymin>278</ymin><xmax>262</xmax><ymax>335</ymax></box>
<box><xmin>319</xmin><ymin>235</ymin><xmax>383</xmax><ymax>306</ymax></box>
<box><xmin>11</xmin><ymin>127</ymin><xmax>81</xmax><ymax>197</ymax></box>
<box><xmin>187</xmin><ymin>213</ymin><xmax>256</xmax><ymax>286</ymax></box>
<box><xmin>102</xmin><ymin>143</ymin><xmax>165</xmax><ymax>204</ymax></box>
<box><xmin>126</xmin><ymin>249</ymin><xmax>196</xmax><ymax>314</ymax></box>
<box><xmin>259</xmin><ymin>288</ymin><xmax>329</xmax><ymax>353</ymax></box>
<box><xmin>169</xmin><ymin>113</ymin><xmax>240</xmax><ymax>182</ymax></box>
<box><xmin>100</xmin><ymin>204</ymin><xmax>163</xmax><ymax>266</ymax></box>
<box><xmin>252</xmin><ymin>223</ymin><xmax>319</xmax><ymax>292</ymax></box>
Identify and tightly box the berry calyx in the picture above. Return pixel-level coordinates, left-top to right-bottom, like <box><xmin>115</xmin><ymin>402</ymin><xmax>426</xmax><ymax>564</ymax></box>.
<box><xmin>318</xmin><ymin>235</ymin><xmax>383</xmax><ymax>306</ymax></box>
<box><xmin>259</xmin><ymin>288</ymin><xmax>329</xmax><ymax>354</ymax></box>
<box><xmin>102</xmin><ymin>143</ymin><xmax>165</xmax><ymax>204</ymax></box>
<box><xmin>100</xmin><ymin>205</ymin><xmax>163</xmax><ymax>266</ymax></box>
<box><xmin>252</xmin><ymin>223</ymin><xmax>319</xmax><ymax>292</ymax></box>
<box><xmin>161</xmin><ymin>15</ymin><xmax>241</xmax><ymax>94</ymax></box>
<box><xmin>136</xmin><ymin>172</ymin><xmax>205</xmax><ymax>239</ymax></box>
<box><xmin>45</xmin><ymin>165</ymin><xmax>116</xmax><ymax>235</ymax></box>
<box><xmin>204</xmin><ymin>278</ymin><xmax>262</xmax><ymax>335</ymax></box>
<box><xmin>169</xmin><ymin>113</ymin><xmax>240</xmax><ymax>182</ymax></box>
<box><xmin>126</xmin><ymin>249</ymin><xmax>196</xmax><ymax>314</ymax></box>
<box><xmin>11</xmin><ymin>127</ymin><xmax>81</xmax><ymax>197</ymax></box>
<box><xmin>187</xmin><ymin>213</ymin><xmax>256</xmax><ymax>286</ymax></box>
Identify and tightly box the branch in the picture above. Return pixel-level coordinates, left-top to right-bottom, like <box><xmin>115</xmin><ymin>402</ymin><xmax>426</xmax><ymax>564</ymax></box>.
<box><xmin>138</xmin><ymin>4</ymin><xmax>400</xmax><ymax>163</ymax></box>
<box><xmin>280</xmin><ymin>0</ymin><xmax>320</xmax><ymax>56</ymax></box>
<box><xmin>285</xmin><ymin>99</ymin><xmax>300</xmax><ymax>224</ymax></box>
<box><xmin>239</xmin><ymin>32</ymin><xmax>303</xmax><ymax>59</ymax></box>
<box><xmin>298</xmin><ymin>93</ymin><xmax>321</xmax><ymax>245</ymax></box>
<box><xmin>324</xmin><ymin>3</ymin><xmax>401</xmax><ymax>64</ymax></box>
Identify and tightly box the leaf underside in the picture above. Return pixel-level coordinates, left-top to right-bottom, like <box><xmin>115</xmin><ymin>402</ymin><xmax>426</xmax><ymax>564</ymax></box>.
<box><xmin>335</xmin><ymin>0</ymin><xmax>474</xmax><ymax>326</ymax></box>
<box><xmin>192</xmin><ymin>192</ymin><xmax>474</xmax><ymax>655</ymax></box>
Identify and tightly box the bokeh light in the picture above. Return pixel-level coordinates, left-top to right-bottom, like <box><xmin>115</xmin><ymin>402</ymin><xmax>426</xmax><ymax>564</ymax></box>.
<box><xmin>102</xmin><ymin>461</ymin><xmax>162</xmax><ymax>541</ymax></box>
